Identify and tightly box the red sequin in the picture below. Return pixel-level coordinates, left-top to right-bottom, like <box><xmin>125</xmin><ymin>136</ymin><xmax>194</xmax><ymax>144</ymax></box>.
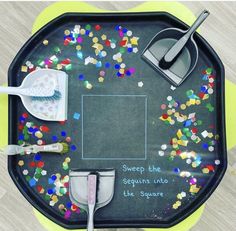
<box><xmin>95</xmin><ymin>25</ymin><xmax>101</xmax><ymax>31</ymax></box>
<box><xmin>176</xmin><ymin>150</ymin><xmax>182</xmax><ymax>155</ymax></box>
<box><xmin>119</xmin><ymin>40</ymin><xmax>127</xmax><ymax>46</ymax></box>
<box><xmin>162</xmin><ymin>114</ymin><xmax>168</xmax><ymax>119</ymax></box>
<box><xmin>37</xmin><ymin>185</ymin><xmax>43</xmax><ymax>192</ymax></box>
<box><xmin>198</xmin><ymin>92</ymin><xmax>205</xmax><ymax>99</ymax></box>
<box><xmin>40</xmin><ymin>125</ymin><xmax>50</xmax><ymax>133</ymax></box>
<box><xmin>61</xmin><ymin>59</ymin><xmax>71</xmax><ymax>65</ymax></box>
<box><xmin>59</xmin><ymin>120</ymin><xmax>66</xmax><ymax>125</ymax></box>
<box><xmin>105</xmin><ymin>40</ymin><xmax>111</xmax><ymax>46</ymax></box>
<box><xmin>18</xmin><ymin>124</ymin><xmax>24</xmax><ymax>130</ymax></box>
<box><xmin>37</xmin><ymin>161</ymin><xmax>45</xmax><ymax>168</ymax></box>
<box><xmin>71</xmin><ymin>204</ymin><xmax>78</xmax><ymax>210</ymax></box>
<box><xmin>206</xmin><ymin>165</ymin><xmax>215</xmax><ymax>171</ymax></box>
<box><xmin>64</xmin><ymin>37</ymin><xmax>72</xmax><ymax>46</ymax></box>
<box><xmin>29</xmin><ymin>162</ymin><xmax>36</xmax><ymax>168</ymax></box>
<box><xmin>29</xmin><ymin>67</ymin><xmax>36</xmax><ymax>73</ymax></box>
<box><xmin>209</xmin><ymin>82</ymin><xmax>214</xmax><ymax>88</ymax></box>
<box><xmin>22</xmin><ymin>113</ymin><xmax>28</xmax><ymax>118</ymax></box>
<box><xmin>191</xmin><ymin>128</ymin><xmax>198</xmax><ymax>134</ymax></box>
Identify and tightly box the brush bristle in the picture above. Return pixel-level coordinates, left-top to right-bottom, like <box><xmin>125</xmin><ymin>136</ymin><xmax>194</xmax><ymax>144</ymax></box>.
<box><xmin>31</xmin><ymin>90</ymin><xmax>62</xmax><ymax>101</ymax></box>
<box><xmin>60</xmin><ymin>142</ymin><xmax>69</xmax><ymax>154</ymax></box>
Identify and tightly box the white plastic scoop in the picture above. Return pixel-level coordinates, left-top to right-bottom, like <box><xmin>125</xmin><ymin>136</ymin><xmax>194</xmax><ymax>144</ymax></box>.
<box><xmin>1</xmin><ymin>69</ymin><xmax>68</xmax><ymax>121</ymax></box>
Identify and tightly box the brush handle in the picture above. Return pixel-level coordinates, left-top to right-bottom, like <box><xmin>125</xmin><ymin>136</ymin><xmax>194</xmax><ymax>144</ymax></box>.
<box><xmin>0</xmin><ymin>86</ymin><xmax>55</xmax><ymax>97</ymax></box>
<box><xmin>87</xmin><ymin>205</ymin><xmax>95</xmax><ymax>231</ymax></box>
<box><xmin>25</xmin><ymin>143</ymin><xmax>63</xmax><ymax>154</ymax></box>
<box><xmin>162</xmin><ymin>10</ymin><xmax>210</xmax><ymax>65</ymax></box>
<box><xmin>87</xmin><ymin>175</ymin><xmax>97</xmax><ymax>231</ymax></box>
<box><xmin>1</xmin><ymin>145</ymin><xmax>25</xmax><ymax>155</ymax></box>
<box><xmin>186</xmin><ymin>10</ymin><xmax>210</xmax><ymax>38</ymax></box>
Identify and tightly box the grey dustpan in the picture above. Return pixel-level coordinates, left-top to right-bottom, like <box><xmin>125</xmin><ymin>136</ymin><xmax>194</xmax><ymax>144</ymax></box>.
<box><xmin>69</xmin><ymin>169</ymin><xmax>115</xmax><ymax>230</ymax></box>
<box><xmin>142</xmin><ymin>10</ymin><xmax>209</xmax><ymax>86</ymax></box>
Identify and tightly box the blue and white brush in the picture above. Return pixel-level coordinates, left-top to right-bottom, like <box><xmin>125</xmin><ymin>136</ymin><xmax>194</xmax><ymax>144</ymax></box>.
<box><xmin>0</xmin><ymin>81</ymin><xmax>60</xmax><ymax>100</ymax></box>
<box><xmin>0</xmin><ymin>69</ymin><xmax>68</xmax><ymax>121</ymax></box>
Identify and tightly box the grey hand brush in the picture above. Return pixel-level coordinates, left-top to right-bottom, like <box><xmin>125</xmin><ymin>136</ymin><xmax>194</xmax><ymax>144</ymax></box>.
<box><xmin>159</xmin><ymin>10</ymin><xmax>210</xmax><ymax>69</ymax></box>
<box><xmin>142</xmin><ymin>10</ymin><xmax>210</xmax><ymax>86</ymax></box>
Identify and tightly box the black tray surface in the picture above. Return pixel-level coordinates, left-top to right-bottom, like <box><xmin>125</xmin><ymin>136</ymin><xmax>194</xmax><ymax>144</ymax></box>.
<box><xmin>8</xmin><ymin>12</ymin><xmax>226</xmax><ymax>229</ymax></box>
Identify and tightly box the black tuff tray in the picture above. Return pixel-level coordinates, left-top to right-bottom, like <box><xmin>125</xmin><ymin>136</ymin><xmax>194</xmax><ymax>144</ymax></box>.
<box><xmin>8</xmin><ymin>12</ymin><xmax>227</xmax><ymax>229</ymax></box>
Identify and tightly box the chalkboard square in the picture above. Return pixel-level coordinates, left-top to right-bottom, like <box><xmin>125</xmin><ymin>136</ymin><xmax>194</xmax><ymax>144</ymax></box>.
<box><xmin>82</xmin><ymin>95</ymin><xmax>147</xmax><ymax>160</ymax></box>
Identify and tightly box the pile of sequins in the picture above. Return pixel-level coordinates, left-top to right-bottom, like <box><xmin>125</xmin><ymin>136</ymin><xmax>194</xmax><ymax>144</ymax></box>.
<box><xmin>18</xmin><ymin>23</ymin><xmax>140</xmax><ymax>220</ymax></box>
<box><xmin>21</xmin><ymin>24</ymin><xmax>139</xmax><ymax>89</ymax></box>
<box><xmin>158</xmin><ymin>68</ymin><xmax>221</xmax><ymax>210</ymax></box>
<box><xmin>17</xmin><ymin>113</ymin><xmax>81</xmax><ymax>219</ymax></box>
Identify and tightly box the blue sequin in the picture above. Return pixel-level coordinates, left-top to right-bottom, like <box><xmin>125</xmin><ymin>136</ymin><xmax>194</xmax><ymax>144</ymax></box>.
<box><xmin>173</xmin><ymin>168</ymin><xmax>180</xmax><ymax>173</ymax></box>
<box><xmin>29</xmin><ymin>178</ymin><xmax>36</xmax><ymax>187</ymax></box>
<box><xmin>201</xmin><ymin>85</ymin><xmax>207</xmax><ymax>93</ymax></box>
<box><xmin>78</xmin><ymin>74</ymin><xmax>84</xmax><ymax>80</ymax></box>
<box><xmin>48</xmin><ymin>178</ymin><xmax>54</xmax><ymax>184</ymax></box>
<box><xmin>47</xmin><ymin>189</ymin><xmax>54</xmax><ymax>195</ymax></box>
<box><xmin>28</xmin><ymin>127</ymin><xmax>34</xmax><ymax>133</ymax></box>
<box><xmin>34</xmin><ymin>153</ymin><xmax>41</xmax><ymax>161</ymax></box>
<box><xmin>18</xmin><ymin>134</ymin><xmax>24</xmax><ymax>140</ymax></box>
<box><xmin>52</xmin><ymin>135</ymin><xmax>58</xmax><ymax>142</ymax></box>
<box><xmin>127</xmin><ymin>47</ymin><xmax>133</xmax><ymax>53</ymax></box>
<box><xmin>70</xmin><ymin>145</ymin><xmax>77</xmax><ymax>151</ymax></box>
<box><xmin>66</xmin><ymin>202</ymin><xmax>72</xmax><ymax>208</ymax></box>
<box><xmin>19</xmin><ymin>116</ymin><xmax>25</xmax><ymax>122</ymax></box>
<box><xmin>202</xmin><ymin>143</ymin><xmax>208</xmax><ymax>149</ymax></box>
<box><xmin>115</xmin><ymin>25</ymin><xmax>120</xmax><ymax>31</ymax></box>
<box><xmin>51</xmin><ymin>175</ymin><xmax>57</xmax><ymax>181</ymax></box>
<box><xmin>122</xmin><ymin>28</ymin><xmax>128</xmax><ymax>33</ymax></box>
<box><xmin>114</xmin><ymin>64</ymin><xmax>120</xmax><ymax>69</ymax></box>
<box><xmin>116</xmin><ymin>72</ymin><xmax>122</xmax><ymax>77</ymax></box>
<box><xmin>105</xmin><ymin>62</ymin><xmax>110</xmax><ymax>68</ymax></box>
<box><xmin>126</xmin><ymin>71</ymin><xmax>131</xmax><ymax>76</ymax></box>
<box><xmin>61</xmin><ymin>131</ymin><xmax>67</xmax><ymax>137</ymax></box>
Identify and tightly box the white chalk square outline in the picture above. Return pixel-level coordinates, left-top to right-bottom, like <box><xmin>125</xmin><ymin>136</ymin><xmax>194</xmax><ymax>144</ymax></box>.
<box><xmin>81</xmin><ymin>95</ymin><xmax>147</xmax><ymax>160</ymax></box>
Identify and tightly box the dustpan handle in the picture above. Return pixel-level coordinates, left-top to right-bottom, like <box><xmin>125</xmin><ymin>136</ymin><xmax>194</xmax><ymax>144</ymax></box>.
<box><xmin>186</xmin><ymin>10</ymin><xmax>210</xmax><ymax>37</ymax></box>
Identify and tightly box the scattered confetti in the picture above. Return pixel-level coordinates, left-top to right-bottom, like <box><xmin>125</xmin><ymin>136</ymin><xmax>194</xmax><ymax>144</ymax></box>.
<box><xmin>43</xmin><ymin>40</ymin><xmax>49</xmax><ymax>45</ymax></box>
<box><xmin>138</xmin><ymin>81</ymin><xmax>143</xmax><ymax>88</ymax></box>
<box><xmin>18</xmin><ymin>160</ymin><xmax>24</xmax><ymax>167</ymax></box>
<box><xmin>15</xmin><ymin>18</ymin><xmax>222</xmax><ymax>218</ymax></box>
<box><xmin>21</xmin><ymin>66</ymin><xmax>28</xmax><ymax>72</ymax></box>
<box><xmin>98</xmin><ymin>76</ymin><xmax>104</xmax><ymax>83</ymax></box>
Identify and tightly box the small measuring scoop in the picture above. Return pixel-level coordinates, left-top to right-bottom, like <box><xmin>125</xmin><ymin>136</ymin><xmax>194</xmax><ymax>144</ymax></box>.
<box><xmin>69</xmin><ymin>169</ymin><xmax>115</xmax><ymax>231</ymax></box>
<box><xmin>142</xmin><ymin>10</ymin><xmax>210</xmax><ymax>86</ymax></box>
